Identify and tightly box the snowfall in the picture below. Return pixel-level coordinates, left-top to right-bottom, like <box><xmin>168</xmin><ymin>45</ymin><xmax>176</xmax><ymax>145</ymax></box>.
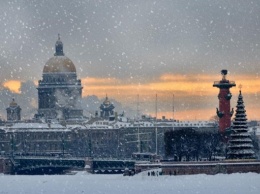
<box><xmin>1</xmin><ymin>171</ymin><xmax>260</xmax><ymax>194</ymax></box>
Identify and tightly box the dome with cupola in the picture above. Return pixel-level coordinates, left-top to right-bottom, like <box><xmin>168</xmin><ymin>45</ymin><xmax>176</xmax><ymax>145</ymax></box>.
<box><xmin>100</xmin><ymin>95</ymin><xmax>115</xmax><ymax>119</ymax></box>
<box><xmin>43</xmin><ymin>34</ymin><xmax>76</xmax><ymax>73</ymax></box>
<box><xmin>37</xmin><ymin>34</ymin><xmax>83</xmax><ymax>122</ymax></box>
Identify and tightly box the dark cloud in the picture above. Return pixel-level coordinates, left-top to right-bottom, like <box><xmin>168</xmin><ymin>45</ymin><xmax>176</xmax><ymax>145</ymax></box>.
<box><xmin>0</xmin><ymin>0</ymin><xmax>259</xmax><ymax>82</ymax></box>
<box><xmin>0</xmin><ymin>0</ymin><xmax>259</xmax><ymax>119</ymax></box>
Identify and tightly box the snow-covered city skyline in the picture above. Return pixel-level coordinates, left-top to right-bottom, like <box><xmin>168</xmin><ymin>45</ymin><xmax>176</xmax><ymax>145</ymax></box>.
<box><xmin>0</xmin><ymin>0</ymin><xmax>260</xmax><ymax>120</ymax></box>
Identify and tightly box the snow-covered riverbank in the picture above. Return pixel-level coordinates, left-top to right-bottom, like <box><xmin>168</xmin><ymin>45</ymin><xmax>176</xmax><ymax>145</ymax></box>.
<box><xmin>1</xmin><ymin>172</ymin><xmax>260</xmax><ymax>194</ymax></box>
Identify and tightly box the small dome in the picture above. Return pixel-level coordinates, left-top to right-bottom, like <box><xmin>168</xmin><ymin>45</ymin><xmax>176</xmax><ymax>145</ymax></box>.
<box><xmin>43</xmin><ymin>56</ymin><xmax>76</xmax><ymax>73</ymax></box>
<box><xmin>10</xmin><ymin>98</ymin><xmax>18</xmax><ymax>107</ymax></box>
<box><xmin>104</xmin><ymin>99</ymin><xmax>111</xmax><ymax>106</ymax></box>
<box><xmin>103</xmin><ymin>95</ymin><xmax>112</xmax><ymax>106</ymax></box>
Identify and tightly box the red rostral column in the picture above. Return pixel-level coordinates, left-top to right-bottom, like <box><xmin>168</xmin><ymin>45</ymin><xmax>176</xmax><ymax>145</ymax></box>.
<box><xmin>213</xmin><ymin>70</ymin><xmax>236</xmax><ymax>133</ymax></box>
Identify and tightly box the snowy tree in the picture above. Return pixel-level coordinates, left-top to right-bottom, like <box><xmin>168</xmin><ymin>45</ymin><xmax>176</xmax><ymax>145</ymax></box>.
<box><xmin>164</xmin><ymin>128</ymin><xmax>222</xmax><ymax>161</ymax></box>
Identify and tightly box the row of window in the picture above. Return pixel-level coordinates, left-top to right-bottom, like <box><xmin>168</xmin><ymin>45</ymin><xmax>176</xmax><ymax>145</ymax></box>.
<box><xmin>0</xmin><ymin>142</ymin><xmax>63</xmax><ymax>152</ymax></box>
<box><xmin>0</xmin><ymin>133</ymin><xmax>71</xmax><ymax>141</ymax></box>
<box><xmin>173</xmin><ymin>123</ymin><xmax>206</xmax><ymax>127</ymax></box>
<box><xmin>42</xmin><ymin>76</ymin><xmax>75</xmax><ymax>83</ymax></box>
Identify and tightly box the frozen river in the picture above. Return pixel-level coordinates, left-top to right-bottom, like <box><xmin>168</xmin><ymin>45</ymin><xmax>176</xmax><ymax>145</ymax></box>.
<box><xmin>1</xmin><ymin>171</ymin><xmax>260</xmax><ymax>194</ymax></box>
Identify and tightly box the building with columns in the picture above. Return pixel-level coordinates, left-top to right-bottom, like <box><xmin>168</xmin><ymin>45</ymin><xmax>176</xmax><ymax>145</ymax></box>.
<box><xmin>36</xmin><ymin>35</ymin><xmax>83</xmax><ymax>121</ymax></box>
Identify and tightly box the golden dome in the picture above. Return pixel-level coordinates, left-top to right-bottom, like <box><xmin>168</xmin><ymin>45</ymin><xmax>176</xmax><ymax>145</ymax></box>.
<box><xmin>10</xmin><ymin>98</ymin><xmax>17</xmax><ymax>107</ymax></box>
<box><xmin>104</xmin><ymin>99</ymin><xmax>111</xmax><ymax>106</ymax></box>
<box><xmin>43</xmin><ymin>56</ymin><xmax>76</xmax><ymax>73</ymax></box>
<box><xmin>43</xmin><ymin>34</ymin><xmax>76</xmax><ymax>73</ymax></box>
<box><xmin>103</xmin><ymin>95</ymin><xmax>112</xmax><ymax>106</ymax></box>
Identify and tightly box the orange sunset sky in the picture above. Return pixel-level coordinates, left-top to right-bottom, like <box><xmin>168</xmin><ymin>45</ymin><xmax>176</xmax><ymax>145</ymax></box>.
<box><xmin>2</xmin><ymin>72</ymin><xmax>260</xmax><ymax>121</ymax></box>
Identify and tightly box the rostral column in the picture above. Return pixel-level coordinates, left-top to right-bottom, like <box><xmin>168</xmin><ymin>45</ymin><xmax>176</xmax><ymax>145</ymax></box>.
<box><xmin>213</xmin><ymin>70</ymin><xmax>236</xmax><ymax>133</ymax></box>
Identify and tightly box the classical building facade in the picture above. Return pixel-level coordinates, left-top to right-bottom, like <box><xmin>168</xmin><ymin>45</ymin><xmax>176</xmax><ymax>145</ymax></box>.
<box><xmin>36</xmin><ymin>35</ymin><xmax>83</xmax><ymax>121</ymax></box>
<box><xmin>0</xmin><ymin>123</ymin><xmax>73</xmax><ymax>156</ymax></box>
<box><xmin>0</xmin><ymin>123</ymin><xmax>169</xmax><ymax>159</ymax></box>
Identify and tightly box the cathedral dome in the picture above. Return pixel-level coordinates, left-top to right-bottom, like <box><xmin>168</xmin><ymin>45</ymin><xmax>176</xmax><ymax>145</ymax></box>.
<box><xmin>43</xmin><ymin>56</ymin><xmax>76</xmax><ymax>73</ymax></box>
<box><xmin>43</xmin><ymin>34</ymin><xmax>76</xmax><ymax>73</ymax></box>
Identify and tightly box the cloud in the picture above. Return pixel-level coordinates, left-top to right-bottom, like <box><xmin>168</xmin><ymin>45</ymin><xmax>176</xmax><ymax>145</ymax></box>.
<box><xmin>0</xmin><ymin>72</ymin><xmax>259</xmax><ymax>121</ymax></box>
<box><xmin>0</xmin><ymin>80</ymin><xmax>37</xmax><ymax>119</ymax></box>
<box><xmin>0</xmin><ymin>79</ymin><xmax>136</xmax><ymax>120</ymax></box>
<box><xmin>1</xmin><ymin>0</ymin><xmax>260</xmax><ymax>83</ymax></box>
<box><xmin>80</xmin><ymin>94</ymin><xmax>136</xmax><ymax>119</ymax></box>
<box><xmin>81</xmin><ymin>77</ymin><xmax>119</xmax><ymax>85</ymax></box>
<box><xmin>3</xmin><ymin>80</ymin><xmax>22</xmax><ymax>93</ymax></box>
<box><xmin>79</xmin><ymin>73</ymin><xmax>260</xmax><ymax>120</ymax></box>
<box><xmin>0</xmin><ymin>1</ymin><xmax>260</xmax><ymax>120</ymax></box>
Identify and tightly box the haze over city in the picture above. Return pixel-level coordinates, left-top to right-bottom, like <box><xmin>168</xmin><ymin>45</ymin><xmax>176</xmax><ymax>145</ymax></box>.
<box><xmin>0</xmin><ymin>0</ymin><xmax>260</xmax><ymax>120</ymax></box>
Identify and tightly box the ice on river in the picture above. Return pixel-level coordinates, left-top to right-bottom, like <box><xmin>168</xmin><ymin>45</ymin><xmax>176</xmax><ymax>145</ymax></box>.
<box><xmin>0</xmin><ymin>171</ymin><xmax>260</xmax><ymax>194</ymax></box>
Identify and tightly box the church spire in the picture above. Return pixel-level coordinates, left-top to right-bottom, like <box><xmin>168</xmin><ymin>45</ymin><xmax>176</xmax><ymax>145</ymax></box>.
<box><xmin>54</xmin><ymin>34</ymin><xmax>64</xmax><ymax>56</ymax></box>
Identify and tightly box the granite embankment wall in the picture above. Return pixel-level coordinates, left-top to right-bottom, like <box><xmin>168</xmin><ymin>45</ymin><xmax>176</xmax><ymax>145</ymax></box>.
<box><xmin>135</xmin><ymin>160</ymin><xmax>260</xmax><ymax>175</ymax></box>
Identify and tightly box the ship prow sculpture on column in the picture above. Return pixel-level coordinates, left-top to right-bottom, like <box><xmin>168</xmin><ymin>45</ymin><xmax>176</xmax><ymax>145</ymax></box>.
<box><xmin>213</xmin><ymin>70</ymin><xmax>236</xmax><ymax>135</ymax></box>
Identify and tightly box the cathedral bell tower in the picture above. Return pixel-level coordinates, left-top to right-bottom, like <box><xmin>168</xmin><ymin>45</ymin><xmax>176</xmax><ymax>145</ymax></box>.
<box><xmin>213</xmin><ymin>70</ymin><xmax>236</xmax><ymax>133</ymax></box>
<box><xmin>100</xmin><ymin>95</ymin><xmax>115</xmax><ymax>120</ymax></box>
<box><xmin>6</xmin><ymin>98</ymin><xmax>21</xmax><ymax>121</ymax></box>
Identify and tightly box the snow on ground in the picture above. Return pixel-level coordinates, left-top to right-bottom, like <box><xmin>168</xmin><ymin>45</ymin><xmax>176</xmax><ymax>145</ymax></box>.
<box><xmin>0</xmin><ymin>172</ymin><xmax>260</xmax><ymax>194</ymax></box>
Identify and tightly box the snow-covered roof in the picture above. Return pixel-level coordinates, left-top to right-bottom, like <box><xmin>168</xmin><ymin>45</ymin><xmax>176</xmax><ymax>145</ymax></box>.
<box><xmin>248</xmin><ymin>126</ymin><xmax>260</xmax><ymax>136</ymax></box>
<box><xmin>0</xmin><ymin>122</ymin><xmax>72</xmax><ymax>132</ymax></box>
<box><xmin>67</xmin><ymin>124</ymin><xmax>87</xmax><ymax>130</ymax></box>
<box><xmin>9</xmin><ymin>123</ymin><xmax>65</xmax><ymax>129</ymax></box>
